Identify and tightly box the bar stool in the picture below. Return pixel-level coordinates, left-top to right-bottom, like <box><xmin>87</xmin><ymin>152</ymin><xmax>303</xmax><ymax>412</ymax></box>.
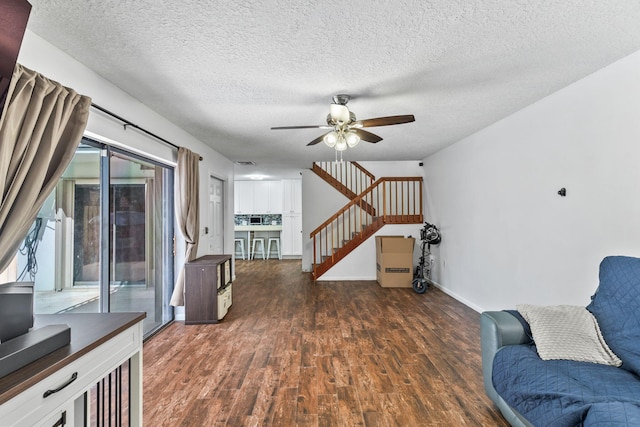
<box><xmin>251</xmin><ymin>238</ymin><xmax>266</xmax><ymax>260</ymax></box>
<box><xmin>267</xmin><ymin>237</ymin><xmax>281</xmax><ymax>260</ymax></box>
<box><xmin>234</xmin><ymin>238</ymin><xmax>246</xmax><ymax>260</ymax></box>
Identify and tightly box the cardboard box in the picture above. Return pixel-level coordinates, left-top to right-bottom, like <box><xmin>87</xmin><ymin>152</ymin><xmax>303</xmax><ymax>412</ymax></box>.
<box><xmin>375</xmin><ymin>236</ymin><xmax>415</xmax><ymax>288</ymax></box>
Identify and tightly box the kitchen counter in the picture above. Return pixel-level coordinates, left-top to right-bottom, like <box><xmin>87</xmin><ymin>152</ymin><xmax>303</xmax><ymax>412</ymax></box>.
<box><xmin>234</xmin><ymin>225</ymin><xmax>282</xmax><ymax>259</ymax></box>
<box><xmin>235</xmin><ymin>225</ymin><xmax>282</xmax><ymax>231</ymax></box>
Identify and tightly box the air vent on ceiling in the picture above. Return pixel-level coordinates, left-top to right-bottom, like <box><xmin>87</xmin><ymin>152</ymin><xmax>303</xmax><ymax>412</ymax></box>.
<box><xmin>235</xmin><ymin>161</ymin><xmax>256</xmax><ymax>166</ymax></box>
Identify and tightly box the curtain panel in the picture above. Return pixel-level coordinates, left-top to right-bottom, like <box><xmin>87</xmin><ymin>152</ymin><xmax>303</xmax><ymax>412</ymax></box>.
<box><xmin>170</xmin><ymin>147</ymin><xmax>200</xmax><ymax>306</ymax></box>
<box><xmin>0</xmin><ymin>64</ymin><xmax>91</xmax><ymax>274</ymax></box>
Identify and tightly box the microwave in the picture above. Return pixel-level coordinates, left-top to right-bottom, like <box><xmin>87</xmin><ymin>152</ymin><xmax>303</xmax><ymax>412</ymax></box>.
<box><xmin>249</xmin><ymin>216</ymin><xmax>262</xmax><ymax>225</ymax></box>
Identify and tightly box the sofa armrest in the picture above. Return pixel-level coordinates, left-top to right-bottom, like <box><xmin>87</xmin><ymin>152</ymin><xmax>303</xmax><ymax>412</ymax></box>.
<box><xmin>481</xmin><ymin>311</ymin><xmax>530</xmax><ymax>350</ymax></box>
<box><xmin>481</xmin><ymin>311</ymin><xmax>532</xmax><ymax>425</ymax></box>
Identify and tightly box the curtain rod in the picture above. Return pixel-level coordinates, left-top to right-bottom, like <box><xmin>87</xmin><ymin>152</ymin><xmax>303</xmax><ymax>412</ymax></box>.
<box><xmin>90</xmin><ymin>103</ymin><xmax>202</xmax><ymax>160</ymax></box>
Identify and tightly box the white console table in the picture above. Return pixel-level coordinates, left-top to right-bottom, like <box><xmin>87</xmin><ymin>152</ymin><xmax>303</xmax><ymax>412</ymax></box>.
<box><xmin>0</xmin><ymin>312</ymin><xmax>145</xmax><ymax>426</ymax></box>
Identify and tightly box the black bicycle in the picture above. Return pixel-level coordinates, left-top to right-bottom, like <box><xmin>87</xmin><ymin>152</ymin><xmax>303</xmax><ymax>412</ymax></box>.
<box><xmin>412</xmin><ymin>222</ymin><xmax>441</xmax><ymax>294</ymax></box>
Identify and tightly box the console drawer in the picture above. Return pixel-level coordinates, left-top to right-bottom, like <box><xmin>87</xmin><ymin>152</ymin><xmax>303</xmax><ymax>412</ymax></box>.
<box><xmin>218</xmin><ymin>284</ymin><xmax>232</xmax><ymax>320</ymax></box>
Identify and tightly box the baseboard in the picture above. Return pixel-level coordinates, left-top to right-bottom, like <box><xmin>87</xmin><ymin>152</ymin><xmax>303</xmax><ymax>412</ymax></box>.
<box><xmin>315</xmin><ymin>276</ymin><xmax>376</xmax><ymax>281</ymax></box>
<box><xmin>429</xmin><ymin>281</ymin><xmax>484</xmax><ymax>313</ymax></box>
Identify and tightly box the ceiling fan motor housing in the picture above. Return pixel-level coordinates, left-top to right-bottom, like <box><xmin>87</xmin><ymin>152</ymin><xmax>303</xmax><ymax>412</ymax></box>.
<box><xmin>328</xmin><ymin>103</ymin><xmax>353</xmax><ymax>125</ymax></box>
<box><xmin>326</xmin><ymin>111</ymin><xmax>356</xmax><ymax>126</ymax></box>
<box><xmin>332</xmin><ymin>94</ymin><xmax>350</xmax><ymax>105</ymax></box>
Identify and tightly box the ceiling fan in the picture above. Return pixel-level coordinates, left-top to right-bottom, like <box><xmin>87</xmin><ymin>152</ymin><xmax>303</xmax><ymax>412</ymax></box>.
<box><xmin>271</xmin><ymin>94</ymin><xmax>415</xmax><ymax>152</ymax></box>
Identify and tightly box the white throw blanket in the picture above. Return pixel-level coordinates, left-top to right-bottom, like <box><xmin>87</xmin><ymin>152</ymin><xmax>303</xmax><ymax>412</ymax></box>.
<box><xmin>517</xmin><ymin>304</ymin><xmax>622</xmax><ymax>366</ymax></box>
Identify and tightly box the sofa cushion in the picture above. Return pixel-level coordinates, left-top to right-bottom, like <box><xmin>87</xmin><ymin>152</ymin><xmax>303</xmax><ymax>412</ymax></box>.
<box><xmin>582</xmin><ymin>402</ymin><xmax>640</xmax><ymax>426</ymax></box>
<box><xmin>587</xmin><ymin>256</ymin><xmax>640</xmax><ymax>376</ymax></box>
<box><xmin>517</xmin><ymin>304</ymin><xmax>621</xmax><ymax>366</ymax></box>
<box><xmin>493</xmin><ymin>344</ymin><xmax>640</xmax><ymax>427</ymax></box>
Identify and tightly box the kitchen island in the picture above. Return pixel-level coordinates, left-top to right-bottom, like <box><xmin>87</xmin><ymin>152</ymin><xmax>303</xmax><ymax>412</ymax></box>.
<box><xmin>235</xmin><ymin>225</ymin><xmax>282</xmax><ymax>259</ymax></box>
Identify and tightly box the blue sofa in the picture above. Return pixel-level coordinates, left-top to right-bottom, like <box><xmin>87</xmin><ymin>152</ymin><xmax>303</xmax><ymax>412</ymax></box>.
<box><xmin>481</xmin><ymin>256</ymin><xmax>640</xmax><ymax>426</ymax></box>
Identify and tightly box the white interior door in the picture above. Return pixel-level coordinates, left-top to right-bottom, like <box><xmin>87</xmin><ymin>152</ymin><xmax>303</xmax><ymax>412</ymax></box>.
<box><xmin>210</xmin><ymin>176</ymin><xmax>224</xmax><ymax>254</ymax></box>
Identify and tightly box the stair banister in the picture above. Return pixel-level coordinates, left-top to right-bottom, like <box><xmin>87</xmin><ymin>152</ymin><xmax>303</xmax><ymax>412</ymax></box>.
<box><xmin>310</xmin><ymin>176</ymin><xmax>423</xmax><ymax>279</ymax></box>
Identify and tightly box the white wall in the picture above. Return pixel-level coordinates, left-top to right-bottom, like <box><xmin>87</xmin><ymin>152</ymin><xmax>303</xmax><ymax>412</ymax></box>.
<box><xmin>301</xmin><ymin>170</ymin><xmax>349</xmax><ymax>272</ymax></box>
<box><xmin>357</xmin><ymin>161</ymin><xmax>424</xmax><ymax>179</ymax></box>
<box><xmin>422</xmin><ymin>49</ymin><xmax>640</xmax><ymax>312</ymax></box>
<box><xmin>18</xmin><ymin>31</ymin><xmax>236</xmax><ymax>319</ymax></box>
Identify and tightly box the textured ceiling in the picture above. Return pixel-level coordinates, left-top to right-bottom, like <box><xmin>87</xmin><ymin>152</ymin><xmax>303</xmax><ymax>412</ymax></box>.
<box><xmin>25</xmin><ymin>0</ymin><xmax>640</xmax><ymax>179</ymax></box>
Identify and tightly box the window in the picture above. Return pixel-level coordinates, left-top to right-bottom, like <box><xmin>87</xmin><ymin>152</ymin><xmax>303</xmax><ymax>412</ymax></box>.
<box><xmin>4</xmin><ymin>138</ymin><xmax>174</xmax><ymax>337</ymax></box>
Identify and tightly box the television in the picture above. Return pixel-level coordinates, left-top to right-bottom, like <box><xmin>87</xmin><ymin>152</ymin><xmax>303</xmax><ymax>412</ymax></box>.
<box><xmin>0</xmin><ymin>0</ymin><xmax>32</xmax><ymax>116</ymax></box>
<box><xmin>0</xmin><ymin>282</ymin><xmax>34</xmax><ymax>343</ymax></box>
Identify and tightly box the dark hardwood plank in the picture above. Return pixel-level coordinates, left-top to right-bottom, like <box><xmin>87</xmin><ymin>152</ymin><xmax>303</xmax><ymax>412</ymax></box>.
<box><xmin>143</xmin><ymin>259</ymin><xmax>510</xmax><ymax>426</ymax></box>
<box><xmin>337</xmin><ymin>385</ymin><xmax>366</xmax><ymax>426</ymax></box>
<box><xmin>317</xmin><ymin>393</ymin><xmax>340</xmax><ymax>427</ymax></box>
<box><xmin>297</xmin><ymin>366</ymin><xmax>318</xmax><ymax>419</ymax></box>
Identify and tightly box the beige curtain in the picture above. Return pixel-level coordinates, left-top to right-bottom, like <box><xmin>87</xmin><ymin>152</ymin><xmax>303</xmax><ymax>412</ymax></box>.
<box><xmin>170</xmin><ymin>147</ymin><xmax>200</xmax><ymax>306</ymax></box>
<box><xmin>0</xmin><ymin>64</ymin><xmax>91</xmax><ymax>274</ymax></box>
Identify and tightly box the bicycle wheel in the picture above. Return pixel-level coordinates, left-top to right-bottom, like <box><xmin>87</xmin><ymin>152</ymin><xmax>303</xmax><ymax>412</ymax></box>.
<box><xmin>412</xmin><ymin>278</ymin><xmax>428</xmax><ymax>294</ymax></box>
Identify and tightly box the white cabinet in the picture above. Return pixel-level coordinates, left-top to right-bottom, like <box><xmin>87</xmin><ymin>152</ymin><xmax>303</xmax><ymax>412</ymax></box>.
<box><xmin>281</xmin><ymin>214</ymin><xmax>302</xmax><ymax>256</ymax></box>
<box><xmin>253</xmin><ymin>181</ymin><xmax>269</xmax><ymax>213</ymax></box>
<box><xmin>282</xmin><ymin>179</ymin><xmax>302</xmax><ymax>214</ymax></box>
<box><xmin>254</xmin><ymin>181</ymin><xmax>282</xmax><ymax>214</ymax></box>
<box><xmin>268</xmin><ymin>181</ymin><xmax>283</xmax><ymax>213</ymax></box>
<box><xmin>235</xmin><ymin>181</ymin><xmax>282</xmax><ymax>214</ymax></box>
<box><xmin>280</xmin><ymin>179</ymin><xmax>302</xmax><ymax>257</ymax></box>
<box><xmin>0</xmin><ymin>313</ymin><xmax>144</xmax><ymax>427</ymax></box>
<box><xmin>234</xmin><ymin>181</ymin><xmax>255</xmax><ymax>214</ymax></box>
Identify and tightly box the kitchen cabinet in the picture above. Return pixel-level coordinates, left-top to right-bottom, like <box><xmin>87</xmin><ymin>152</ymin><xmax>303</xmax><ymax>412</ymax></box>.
<box><xmin>234</xmin><ymin>181</ymin><xmax>282</xmax><ymax>214</ymax></box>
<box><xmin>234</xmin><ymin>181</ymin><xmax>254</xmax><ymax>214</ymax></box>
<box><xmin>254</xmin><ymin>181</ymin><xmax>283</xmax><ymax>214</ymax></box>
<box><xmin>281</xmin><ymin>213</ymin><xmax>302</xmax><ymax>257</ymax></box>
<box><xmin>282</xmin><ymin>179</ymin><xmax>302</xmax><ymax>214</ymax></box>
<box><xmin>280</xmin><ymin>179</ymin><xmax>302</xmax><ymax>257</ymax></box>
<box><xmin>184</xmin><ymin>255</ymin><xmax>233</xmax><ymax>324</ymax></box>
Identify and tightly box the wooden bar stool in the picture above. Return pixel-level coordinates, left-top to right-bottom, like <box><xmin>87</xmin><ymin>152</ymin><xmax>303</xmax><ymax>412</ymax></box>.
<box><xmin>234</xmin><ymin>238</ymin><xmax>246</xmax><ymax>260</ymax></box>
<box><xmin>267</xmin><ymin>237</ymin><xmax>281</xmax><ymax>260</ymax></box>
<box><xmin>251</xmin><ymin>238</ymin><xmax>266</xmax><ymax>260</ymax></box>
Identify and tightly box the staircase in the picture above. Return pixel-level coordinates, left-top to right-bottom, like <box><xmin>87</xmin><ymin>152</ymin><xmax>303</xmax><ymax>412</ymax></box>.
<box><xmin>312</xmin><ymin>161</ymin><xmax>375</xmax><ymax>199</ymax></box>
<box><xmin>310</xmin><ymin>162</ymin><xmax>423</xmax><ymax>279</ymax></box>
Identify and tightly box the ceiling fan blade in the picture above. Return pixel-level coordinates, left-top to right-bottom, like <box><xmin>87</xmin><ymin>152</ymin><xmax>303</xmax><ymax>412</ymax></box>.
<box><xmin>307</xmin><ymin>132</ymin><xmax>330</xmax><ymax>146</ymax></box>
<box><xmin>356</xmin><ymin>115</ymin><xmax>415</xmax><ymax>128</ymax></box>
<box><xmin>271</xmin><ymin>125</ymin><xmax>332</xmax><ymax>130</ymax></box>
<box><xmin>353</xmin><ymin>129</ymin><xmax>383</xmax><ymax>143</ymax></box>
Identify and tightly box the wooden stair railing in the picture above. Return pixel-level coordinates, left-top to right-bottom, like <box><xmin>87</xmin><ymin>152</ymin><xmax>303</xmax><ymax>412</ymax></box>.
<box><xmin>310</xmin><ymin>176</ymin><xmax>423</xmax><ymax>279</ymax></box>
<box><xmin>311</xmin><ymin>161</ymin><xmax>377</xmax><ymax>215</ymax></box>
<box><xmin>313</xmin><ymin>161</ymin><xmax>375</xmax><ymax>195</ymax></box>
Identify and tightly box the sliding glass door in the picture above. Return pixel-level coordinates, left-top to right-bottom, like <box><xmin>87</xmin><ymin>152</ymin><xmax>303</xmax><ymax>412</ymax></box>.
<box><xmin>107</xmin><ymin>152</ymin><xmax>174</xmax><ymax>331</ymax></box>
<box><xmin>11</xmin><ymin>137</ymin><xmax>174</xmax><ymax>337</ymax></box>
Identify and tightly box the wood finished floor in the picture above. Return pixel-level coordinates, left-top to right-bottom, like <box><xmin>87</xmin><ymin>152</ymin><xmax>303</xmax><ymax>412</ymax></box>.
<box><xmin>143</xmin><ymin>260</ymin><xmax>509</xmax><ymax>426</ymax></box>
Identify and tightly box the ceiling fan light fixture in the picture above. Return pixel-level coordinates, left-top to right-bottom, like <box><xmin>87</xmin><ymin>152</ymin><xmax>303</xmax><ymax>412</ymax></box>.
<box><xmin>335</xmin><ymin>136</ymin><xmax>348</xmax><ymax>151</ymax></box>
<box><xmin>345</xmin><ymin>131</ymin><xmax>360</xmax><ymax>148</ymax></box>
<box><xmin>323</xmin><ymin>131</ymin><xmax>338</xmax><ymax>148</ymax></box>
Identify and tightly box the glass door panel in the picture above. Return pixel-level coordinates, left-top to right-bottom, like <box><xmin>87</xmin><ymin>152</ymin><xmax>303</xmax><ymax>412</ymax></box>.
<box><xmin>27</xmin><ymin>143</ymin><xmax>102</xmax><ymax>314</ymax></box>
<box><xmin>74</xmin><ymin>184</ymin><xmax>101</xmax><ymax>285</ymax></box>
<box><xmin>108</xmin><ymin>152</ymin><xmax>173</xmax><ymax>336</ymax></box>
